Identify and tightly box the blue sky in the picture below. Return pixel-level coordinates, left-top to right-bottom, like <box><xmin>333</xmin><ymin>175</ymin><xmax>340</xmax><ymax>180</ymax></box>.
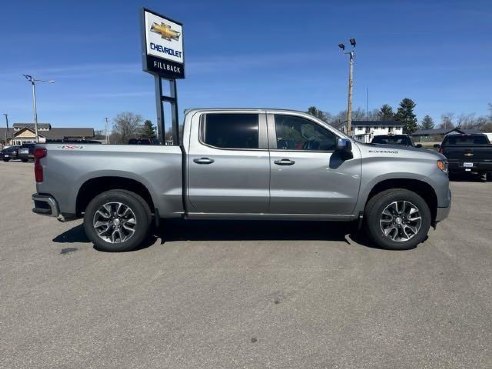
<box><xmin>0</xmin><ymin>0</ymin><xmax>491</xmax><ymax>131</ymax></box>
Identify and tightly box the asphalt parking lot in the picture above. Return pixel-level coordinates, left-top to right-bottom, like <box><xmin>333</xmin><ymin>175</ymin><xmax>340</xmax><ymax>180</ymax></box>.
<box><xmin>0</xmin><ymin>161</ymin><xmax>490</xmax><ymax>369</ymax></box>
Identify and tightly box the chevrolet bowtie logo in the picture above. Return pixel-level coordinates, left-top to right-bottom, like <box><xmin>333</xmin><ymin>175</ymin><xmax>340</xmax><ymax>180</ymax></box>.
<box><xmin>151</xmin><ymin>22</ymin><xmax>180</xmax><ymax>41</ymax></box>
<box><xmin>464</xmin><ymin>153</ymin><xmax>474</xmax><ymax>157</ymax></box>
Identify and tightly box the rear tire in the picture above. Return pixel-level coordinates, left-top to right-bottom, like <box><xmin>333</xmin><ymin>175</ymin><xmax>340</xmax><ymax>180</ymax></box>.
<box><xmin>83</xmin><ymin>190</ymin><xmax>152</xmax><ymax>252</ymax></box>
<box><xmin>364</xmin><ymin>189</ymin><xmax>431</xmax><ymax>250</ymax></box>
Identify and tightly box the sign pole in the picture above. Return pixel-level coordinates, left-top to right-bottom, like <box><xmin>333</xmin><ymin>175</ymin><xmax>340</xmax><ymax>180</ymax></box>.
<box><xmin>154</xmin><ymin>76</ymin><xmax>164</xmax><ymax>143</ymax></box>
<box><xmin>170</xmin><ymin>79</ymin><xmax>179</xmax><ymax>145</ymax></box>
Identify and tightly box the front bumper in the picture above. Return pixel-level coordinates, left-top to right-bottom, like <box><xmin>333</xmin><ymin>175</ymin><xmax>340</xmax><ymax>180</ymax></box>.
<box><xmin>435</xmin><ymin>188</ymin><xmax>451</xmax><ymax>222</ymax></box>
<box><xmin>436</xmin><ymin>205</ymin><xmax>451</xmax><ymax>222</ymax></box>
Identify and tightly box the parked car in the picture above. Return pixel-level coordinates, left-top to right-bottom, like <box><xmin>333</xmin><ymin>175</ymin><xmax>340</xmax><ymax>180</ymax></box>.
<box><xmin>128</xmin><ymin>138</ymin><xmax>160</xmax><ymax>145</ymax></box>
<box><xmin>435</xmin><ymin>133</ymin><xmax>492</xmax><ymax>181</ymax></box>
<box><xmin>18</xmin><ymin>143</ymin><xmax>36</xmax><ymax>162</ymax></box>
<box><xmin>371</xmin><ymin>134</ymin><xmax>422</xmax><ymax>148</ymax></box>
<box><xmin>1</xmin><ymin>145</ymin><xmax>20</xmax><ymax>162</ymax></box>
<box><xmin>32</xmin><ymin>108</ymin><xmax>451</xmax><ymax>252</ymax></box>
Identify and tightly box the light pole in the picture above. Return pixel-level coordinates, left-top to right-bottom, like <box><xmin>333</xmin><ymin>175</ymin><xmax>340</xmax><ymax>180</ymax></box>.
<box><xmin>338</xmin><ymin>38</ymin><xmax>356</xmax><ymax>136</ymax></box>
<box><xmin>23</xmin><ymin>75</ymin><xmax>55</xmax><ymax>143</ymax></box>
<box><xmin>3</xmin><ymin>113</ymin><xmax>8</xmax><ymax>146</ymax></box>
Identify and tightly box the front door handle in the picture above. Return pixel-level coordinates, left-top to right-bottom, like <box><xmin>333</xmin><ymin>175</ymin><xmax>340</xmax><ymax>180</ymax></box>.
<box><xmin>193</xmin><ymin>157</ymin><xmax>215</xmax><ymax>165</ymax></box>
<box><xmin>274</xmin><ymin>159</ymin><xmax>295</xmax><ymax>166</ymax></box>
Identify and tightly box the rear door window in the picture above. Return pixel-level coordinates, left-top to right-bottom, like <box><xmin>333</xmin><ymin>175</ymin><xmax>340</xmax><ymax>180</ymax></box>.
<box><xmin>202</xmin><ymin>113</ymin><xmax>259</xmax><ymax>149</ymax></box>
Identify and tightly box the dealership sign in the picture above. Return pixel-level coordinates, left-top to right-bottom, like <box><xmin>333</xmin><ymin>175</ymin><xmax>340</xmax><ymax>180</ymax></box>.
<box><xmin>142</xmin><ymin>8</ymin><xmax>185</xmax><ymax>79</ymax></box>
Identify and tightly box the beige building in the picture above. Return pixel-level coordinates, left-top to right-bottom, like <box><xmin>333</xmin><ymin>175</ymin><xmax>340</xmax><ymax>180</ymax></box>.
<box><xmin>0</xmin><ymin>123</ymin><xmax>94</xmax><ymax>145</ymax></box>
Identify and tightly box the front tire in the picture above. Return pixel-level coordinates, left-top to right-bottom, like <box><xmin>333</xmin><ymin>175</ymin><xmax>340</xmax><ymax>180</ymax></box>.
<box><xmin>84</xmin><ymin>190</ymin><xmax>151</xmax><ymax>252</ymax></box>
<box><xmin>364</xmin><ymin>189</ymin><xmax>431</xmax><ymax>250</ymax></box>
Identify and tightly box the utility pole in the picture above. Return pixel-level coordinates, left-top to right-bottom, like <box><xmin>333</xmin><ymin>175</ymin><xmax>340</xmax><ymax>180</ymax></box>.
<box><xmin>105</xmin><ymin>117</ymin><xmax>109</xmax><ymax>144</ymax></box>
<box><xmin>3</xmin><ymin>113</ymin><xmax>8</xmax><ymax>145</ymax></box>
<box><xmin>338</xmin><ymin>38</ymin><xmax>356</xmax><ymax>137</ymax></box>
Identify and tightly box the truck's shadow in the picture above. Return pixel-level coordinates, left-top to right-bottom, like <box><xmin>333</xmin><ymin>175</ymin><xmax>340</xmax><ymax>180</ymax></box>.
<box><xmin>157</xmin><ymin>219</ymin><xmax>353</xmax><ymax>243</ymax></box>
<box><xmin>53</xmin><ymin>224</ymin><xmax>89</xmax><ymax>243</ymax></box>
<box><xmin>53</xmin><ymin>220</ymin><xmax>368</xmax><ymax>248</ymax></box>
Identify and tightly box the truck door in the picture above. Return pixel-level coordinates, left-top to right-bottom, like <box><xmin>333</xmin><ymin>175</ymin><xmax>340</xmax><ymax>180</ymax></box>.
<box><xmin>187</xmin><ymin>112</ymin><xmax>270</xmax><ymax>214</ymax></box>
<box><xmin>268</xmin><ymin>113</ymin><xmax>361</xmax><ymax>216</ymax></box>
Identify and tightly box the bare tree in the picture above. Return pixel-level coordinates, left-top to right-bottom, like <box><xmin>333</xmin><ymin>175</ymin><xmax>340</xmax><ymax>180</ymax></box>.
<box><xmin>456</xmin><ymin>113</ymin><xmax>476</xmax><ymax>129</ymax></box>
<box><xmin>366</xmin><ymin>108</ymin><xmax>380</xmax><ymax>121</ymax></box>
<box><xmin>112</xmin><ymin>112</ymin><xmax>144</xmax><ymax>144</ymax></box>
<box><xmin>438</xmin><ymin>113</ymin><xmax>455</xmax><ymax>130</ymax></box>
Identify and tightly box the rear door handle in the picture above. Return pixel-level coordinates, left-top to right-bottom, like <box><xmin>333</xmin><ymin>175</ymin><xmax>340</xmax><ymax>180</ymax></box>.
<box><xmin>193</xmin><ymin>157</ymin><xmax>215</xmax><ymax>165</ymax></box>
<box><xmin>274</xmin><ymin>159</ymin><xmax>295</xmax><ymax>166</ymax></box>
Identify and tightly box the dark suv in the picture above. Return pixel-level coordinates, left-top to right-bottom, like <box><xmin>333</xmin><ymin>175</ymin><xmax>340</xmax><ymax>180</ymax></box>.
<box><xmin>18</xmin><ymin>143</ymin><xmax>36</xmax><ymax>162</ymax></box>
<box><xmin>1</xmin><ymin>145</ymin><xmax>20</xmax><ymax>162</ymax></box>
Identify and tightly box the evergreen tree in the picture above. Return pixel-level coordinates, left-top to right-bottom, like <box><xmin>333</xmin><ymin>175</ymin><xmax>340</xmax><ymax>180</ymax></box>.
<box><xmin>395</xmin><ymin>98</ymin><xmax>418</xmax><ymax>134</ymax></box>
<box><xmin>307</xmin><ymin>106</ymin><xmax>329</xmax><ymax>123</ymax></box>
<box><xmin>420</xmin><ymin>115</ymin><xmax>435</xmax><ymax>130</ymax></box>
<box><xmin>378</xmin><ymin>104</ymin><xmax>395</xmax><ymax>121</ymax></box>
<box><xmin>141</xmin><ymin>120</ymin><xmax>156</xmax><ymax>138</ymax></box>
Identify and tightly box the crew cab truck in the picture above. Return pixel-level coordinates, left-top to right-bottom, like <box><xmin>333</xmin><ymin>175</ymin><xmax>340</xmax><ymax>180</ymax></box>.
<box><xmin>436</xmin><ymin>133</ymin><xmax>492</xmax><ymax>181</ymax></box>
<box><xmin>32</xmin><ymin>109</ymin><xmax>451</xmax><ymax>251</ymax></box>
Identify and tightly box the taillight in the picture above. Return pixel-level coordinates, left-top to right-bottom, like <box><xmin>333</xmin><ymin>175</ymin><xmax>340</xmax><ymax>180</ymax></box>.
<box><xmin>34</xmin><ymin>148</ymin><xmax>47</xmax><ymax>182</ymax></box>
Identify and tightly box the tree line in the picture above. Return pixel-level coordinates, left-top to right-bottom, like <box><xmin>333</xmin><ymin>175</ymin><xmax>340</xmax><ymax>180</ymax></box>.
<box><xmin>307</xmin><ymin>100</ymin><xmax>492</xmax><ymax>134</ymax></box>
<box><xmin>101</xmin><ymin>102</ymin><xmax>492</xmax><ymax>144</ymax></box>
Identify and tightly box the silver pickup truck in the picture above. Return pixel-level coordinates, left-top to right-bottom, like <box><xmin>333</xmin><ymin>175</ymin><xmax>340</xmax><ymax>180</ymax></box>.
<box><xmin>32</xmin><ymin>109</ymin><xmax>451</xmax><ymax>251</ymax></box>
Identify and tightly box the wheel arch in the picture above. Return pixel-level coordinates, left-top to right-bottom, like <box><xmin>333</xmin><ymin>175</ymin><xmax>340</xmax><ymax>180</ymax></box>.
<box><xmin>365</xmin><ymin>178</ymin><xmax>438</xmax><ymax>223</ymax></box>
<box><xmin>76</xmin><ymin>176</ymin><xmax>155</xmax><ymax>216</ymax></box>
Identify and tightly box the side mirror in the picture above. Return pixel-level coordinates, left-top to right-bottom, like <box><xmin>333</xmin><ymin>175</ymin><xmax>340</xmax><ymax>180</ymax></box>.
<box><xmin>336</xmin><ymin>138</ymin><xmax>352</xmax><ymax>152</ymax></box>
<box><xmin>415</xmin><ymin>144</ymin><xmax>422</xmax><ymax>148</ymax></box>
<box><xmin>433</xmin><ymin>144</ymin><xmax>441</xmax><ymax>149</ymax></box>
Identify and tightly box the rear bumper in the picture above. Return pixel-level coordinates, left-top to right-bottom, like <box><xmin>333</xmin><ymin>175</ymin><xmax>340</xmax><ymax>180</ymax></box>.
<box><xmin>448</xmin><ymin>161</ymin><xmax>492</xmax><ymax>173</ymax></box>
<box><xmin>32</xmin><ymin>193</ymin><xmax>76</xmax><ymax>221</ymax></box>
<box><xmin>32</xmin><ymin>193</ymin><xmax>60</xmax><ymax>217</ymax></box>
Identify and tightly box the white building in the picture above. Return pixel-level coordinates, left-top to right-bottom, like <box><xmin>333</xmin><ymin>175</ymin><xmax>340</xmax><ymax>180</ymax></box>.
<box><xmin>335</xmin><ymin>120</ymin><xmax>404</xmax><ymax>143</ymax></box>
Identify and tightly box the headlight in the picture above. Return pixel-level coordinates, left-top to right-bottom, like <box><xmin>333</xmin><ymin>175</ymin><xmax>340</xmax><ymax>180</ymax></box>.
<box><xmin>437</xmin><ymin>160</ymin><xmax>448</xmax><ymax>174</ymax></box>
